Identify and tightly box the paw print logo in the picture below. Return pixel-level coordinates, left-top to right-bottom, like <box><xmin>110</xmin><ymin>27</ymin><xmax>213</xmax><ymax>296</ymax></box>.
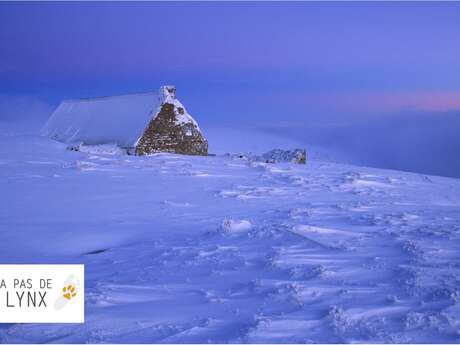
<box><xmin>63</xmin><ymin>284</ymin><xmax>77</xmax><ymax>300</ymax></box>
<box><xmin>54</xmin><ymin>275</ymin><xmax>80</xmax><ymax>310</ymax></box>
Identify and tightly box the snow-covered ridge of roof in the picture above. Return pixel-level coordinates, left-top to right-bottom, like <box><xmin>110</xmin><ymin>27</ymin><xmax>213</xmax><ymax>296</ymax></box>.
<box><xmin>41</xmin><ymin>86</ymin><xmax>201</xmax><ymax>147</ymax></box>
<box><xmin>64</xmin><ymin>91</ymin><xmax>158</xmax><ymax>103</ymax></box>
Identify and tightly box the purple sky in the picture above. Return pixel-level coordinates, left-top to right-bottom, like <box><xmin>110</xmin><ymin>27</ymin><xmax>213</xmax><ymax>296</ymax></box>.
<box><xmin>1</xmin><ymin>2</ymin><xmax>460</xmax><ymax>176</ymax></box>
<box><xmin>1</xmin><ymin>2</ymin><xmax>460</xmax><ymax>119</ymax></box>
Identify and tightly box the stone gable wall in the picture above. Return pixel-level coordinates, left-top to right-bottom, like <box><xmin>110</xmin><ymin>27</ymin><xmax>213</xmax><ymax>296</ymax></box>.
<box><xmin>135</xmin><ymin>103</ymin><xmax>208</xmax><ymax>156</ymax></box>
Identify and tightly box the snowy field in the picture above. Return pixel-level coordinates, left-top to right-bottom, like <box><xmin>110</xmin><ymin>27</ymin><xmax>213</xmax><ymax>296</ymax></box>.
<box><xmin>1</xmin><ymin>123</ymin><xmax>460</xmax><ymax>343</ymax></box>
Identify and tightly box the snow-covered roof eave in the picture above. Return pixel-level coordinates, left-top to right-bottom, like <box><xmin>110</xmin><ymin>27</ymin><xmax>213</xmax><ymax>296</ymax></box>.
<box><xmin>41</xmin><ymin>92</ymin><xmax>160</xmax><ymax>147</ymax></box>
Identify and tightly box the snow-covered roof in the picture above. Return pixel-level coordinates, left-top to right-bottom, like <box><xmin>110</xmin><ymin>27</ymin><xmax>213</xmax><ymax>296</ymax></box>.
<box><xmin>41</xmin><ymin>86</ymin><xmax>199</xmax><ymax>147</ymax></box>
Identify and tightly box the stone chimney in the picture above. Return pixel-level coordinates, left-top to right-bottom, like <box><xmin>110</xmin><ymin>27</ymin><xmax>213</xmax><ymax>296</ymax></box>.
<box><xmin>159</xmin><ymin>85</ymin><xmax>177</xmax><ymax>103</ymax></box>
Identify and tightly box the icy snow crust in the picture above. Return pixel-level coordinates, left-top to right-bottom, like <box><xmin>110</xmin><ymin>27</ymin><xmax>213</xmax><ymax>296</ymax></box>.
<box><xmin>41</xmin><ymin>86</ymin><xmax>200</xmax><ymax>147</ymax></box>
<box><xmin>2</xmin><ymin>124</ymin><xmax>460</xmax><ymax>343</ymax></box>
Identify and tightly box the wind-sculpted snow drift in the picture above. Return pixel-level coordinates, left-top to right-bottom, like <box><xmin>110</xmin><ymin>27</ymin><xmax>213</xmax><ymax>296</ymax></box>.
<box><xmin>1</xmin><ymin>123</ymin><xmax>460</xmax><ymax>343</ymax></box>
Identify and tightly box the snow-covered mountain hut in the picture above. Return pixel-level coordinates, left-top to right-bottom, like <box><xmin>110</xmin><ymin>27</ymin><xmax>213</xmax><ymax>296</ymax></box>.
<box><xmin>41</xmin><ymin>86</ymin><xmax>208</xmax><ymax>156</ymax></box>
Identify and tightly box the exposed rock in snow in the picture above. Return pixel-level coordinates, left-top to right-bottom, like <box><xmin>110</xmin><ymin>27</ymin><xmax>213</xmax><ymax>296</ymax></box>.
<box><xmin>221</xmin><ymin>219</ymin><xmax>253</xmax><ymax>234</ymax></box>
<box><xmin>261</xmin><ymin>148</ymin><xmax>307</xmax><ymax>164</ymax></box>
<box><xmin>229</xmin><ymin>148</ymin><xmax>307</xmax><ymax>164</ymax></box>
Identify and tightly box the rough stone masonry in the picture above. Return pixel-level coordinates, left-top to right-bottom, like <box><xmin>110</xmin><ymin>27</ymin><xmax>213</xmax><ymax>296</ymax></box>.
<box><xmin>135</xmin><ymin>86</ymin><xmax>208</xmax><ymax>156</ymax></box>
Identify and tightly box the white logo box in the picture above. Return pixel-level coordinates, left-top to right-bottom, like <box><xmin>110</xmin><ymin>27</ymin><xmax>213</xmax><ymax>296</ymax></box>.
<box><xmin>0</xmin><ymin>264</ymin><xmax>84</xmax><ymax>323</ymax></box>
